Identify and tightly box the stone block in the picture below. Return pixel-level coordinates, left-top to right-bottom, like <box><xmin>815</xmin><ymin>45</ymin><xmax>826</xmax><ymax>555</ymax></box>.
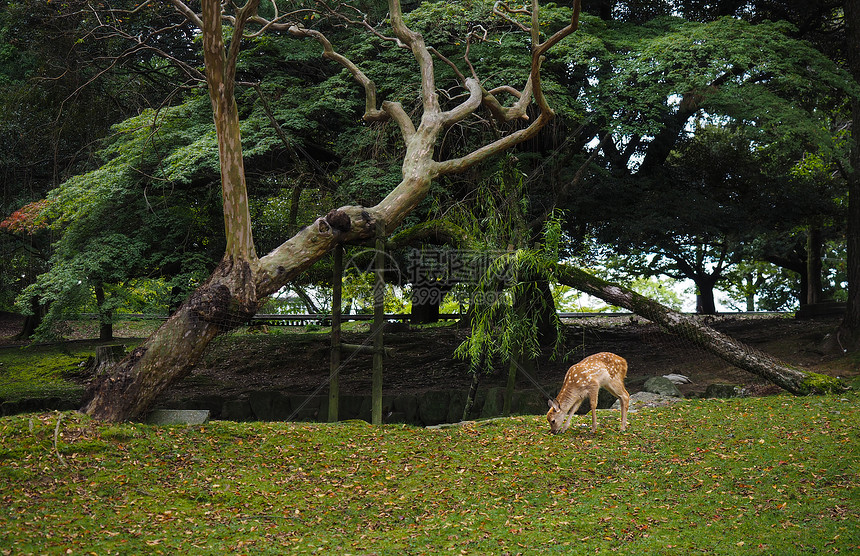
<box><xmin>418</xmin><ymin>391</ymin><xmax>450</xmax><ymax>426</ymax></box>
<box><xmin>221</xmin><ymin>400</ymin><xmax>254</xmax><ymax>421</ymax></box>
<box><xmin>480</xmin><ymin>387</ymin><xmax>506</xmax><ymax>418</ymax></box>
<box><xmin>147</xmin><ymin>409</ymin><xmax>210</xmax><ymax>425</ymax></box>
<box><xmin>446</xmin><ymin>390</ymin><xmax>468</xmax><ymax>423</ymax></box>
<box><xmin>392</xmin><ymin>394</ymin><xmax>419</xmax><ymax>424</ymax></box>
<box><xmin>512</xmin><ymin>390</ymin><xmax>547</xmax><ymax>415</ymax></box>
<box><xmin>289</xmin><ymin>395</ymin><xmax>323</xmax><ymax>421</ymax></box>
<box><xmin>339</xmin><ymin>395</ymin><xmax>370</xmax><ymax>421</ymax></box>
<box><xmin>248</xmin><ymin>391</ymin><xmax>292</xmax><ymax>421</ymax></box>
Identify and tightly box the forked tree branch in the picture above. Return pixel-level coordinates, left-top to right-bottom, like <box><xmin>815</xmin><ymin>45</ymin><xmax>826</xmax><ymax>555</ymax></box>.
<box><xmin>389</xmin><ymin>0</ymin><xmax>439</xmax><ymax>115</ymax></box>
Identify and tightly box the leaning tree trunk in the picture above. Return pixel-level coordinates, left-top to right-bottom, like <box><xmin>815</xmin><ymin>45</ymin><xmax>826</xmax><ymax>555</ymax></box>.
<box><xmin>81</xmin><ymin>0</ymin><xmax>583</xmax><ymax>421</ymax></box>
<box><xmin>554</xmin><ymin>264</ymin><xmax>845</xmax><ymax>394</ymax></box>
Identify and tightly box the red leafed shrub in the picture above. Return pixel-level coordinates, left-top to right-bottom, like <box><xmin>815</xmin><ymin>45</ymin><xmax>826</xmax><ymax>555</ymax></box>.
<box><xmin>0</xmin><ymin>199</ymin><xmax>50</xmax><ymax>234</ymax></box>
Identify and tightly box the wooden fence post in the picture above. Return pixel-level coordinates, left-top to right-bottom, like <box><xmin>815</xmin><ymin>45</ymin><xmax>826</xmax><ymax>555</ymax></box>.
<box><xmin>328</xmin><ymin>245</ymin><xmax>343</xmax><ymax>422</ymax></box>
<box><xmin>372</xmin><ymin>232</ymin><xmax>385</xmax><ymax>425</ymax></box>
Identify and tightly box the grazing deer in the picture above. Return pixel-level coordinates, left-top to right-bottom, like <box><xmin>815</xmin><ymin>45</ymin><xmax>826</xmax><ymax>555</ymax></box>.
<box><xmin>547</xmin><ymin>352</ymin><xmax>630</xmax><ymax>434</ymax></box>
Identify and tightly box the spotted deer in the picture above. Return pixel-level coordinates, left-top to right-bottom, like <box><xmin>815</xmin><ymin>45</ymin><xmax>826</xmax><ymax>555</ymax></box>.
<box><xmin>546</xmin><ymin>352</ymin><xmax>630</xmax><ymax>433</ymax></box>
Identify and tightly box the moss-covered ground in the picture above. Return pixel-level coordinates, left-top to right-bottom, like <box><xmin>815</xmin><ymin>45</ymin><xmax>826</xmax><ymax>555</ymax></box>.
<box><xmin>1</xmin><ymin>392</ymin><xmax>857</xmax><ymax>554</ymax></box>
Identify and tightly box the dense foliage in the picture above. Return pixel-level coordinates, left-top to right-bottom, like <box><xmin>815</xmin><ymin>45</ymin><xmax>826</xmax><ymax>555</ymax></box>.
<box><xmin>0</xmin><ymin>0</ymin><xmax>857</xmax><ymax>337</ymax></box>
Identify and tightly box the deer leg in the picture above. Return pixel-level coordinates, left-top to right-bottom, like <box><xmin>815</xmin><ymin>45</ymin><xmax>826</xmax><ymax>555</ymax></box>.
<box><xmin>560</xmin><ymin>398</ymin><xmax>584</xmax><ymax>433</ymax></box>
<box><xmin>619</xmin><ymin>388</ymin><xmax>630</xmax><ymax>431</ymax></box>
<box><xmin>560</xmin><ymin>410</ymin><xmax>576</xmax><ymax>433</ymax></box>
<box><xmin>604</xmin><ymin>380</ymin><xmax>631</xmax><ymax>432</ymax></box>
<box><xmin>589</xmin><ymin>387</ymin><xmax>600</xmax><ymax>432</ymax></box>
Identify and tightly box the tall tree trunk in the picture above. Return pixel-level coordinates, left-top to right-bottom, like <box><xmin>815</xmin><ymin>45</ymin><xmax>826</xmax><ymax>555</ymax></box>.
<box><xmin>695</xmin><ymin>287</ymin><xmax>717</xmax><ymax>314</ymax></box>
<box><xmin>839</xmin><ymin>0</ymin><xmax>860</xmax><ymax>350</ymax></box>
<box><xmin>94</xmin><ymin>284</ymin><xmax>113</xmax><ymax>341</ymax></box>
<box><xmin>16</xmin><ymin>295</ymin><xmax>44</xmax><ymax>340</ymax></box>
<box><xmin>806</xmin><ymin>224</ymin><xmax>823</xmax><ymax>305</ymax></box>
<box><xmin>744</xmin><ymin>273</ymin><xmax>756</xmax><ymax>311</ymax></box>
<box><xmin>553</xmin><ymin>263</ymin><xmax>845</xmax><ymax>394</ymax></box>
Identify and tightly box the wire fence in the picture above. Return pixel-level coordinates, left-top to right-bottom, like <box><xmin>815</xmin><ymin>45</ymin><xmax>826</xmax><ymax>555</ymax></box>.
<box><xmin>75</xmin><ymin>311</ymin><xmax>788</xmax><ymax>327</ymax></box>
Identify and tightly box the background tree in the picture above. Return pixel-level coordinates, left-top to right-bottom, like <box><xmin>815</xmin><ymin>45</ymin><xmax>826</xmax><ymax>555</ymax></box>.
<box><xmin>839</xmin><ymin>0</ymin><xmax>860</xmax><ymax>349</ymax></box>
<box><xmin>539</xmin><ymin>13</ymin><xmax>855</xmax><ymax>313</ymax></box>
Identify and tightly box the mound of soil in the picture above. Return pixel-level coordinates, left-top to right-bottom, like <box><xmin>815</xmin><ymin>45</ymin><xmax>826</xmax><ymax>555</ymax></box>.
<box><xmin>2</xmin><ymin>311</ymin><xmax>855</xmax><ymax>409</ymax></box>
<box><xmin>155</xmin><ymin>314</ymin><xmax>857</xmax><ymax>407</ymax></box>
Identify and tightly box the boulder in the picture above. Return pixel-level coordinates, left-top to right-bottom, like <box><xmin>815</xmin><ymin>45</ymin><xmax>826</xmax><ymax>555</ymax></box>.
<box><xmin>512</xmin><ymin>390</ymin><xmax>548</xmax><ymax>415</ymax></box>
<box><xmin>289</xmin><ymin>395</ymin><xmax>323</xmax><ymax>421</ymax></box>
<box><xmin>612</xmin><ymin>391</ymin><xmax>685</xmax><ymax>410</ymax></box>
<box><xmin>643</xmin><ymin>376</ymin><xmax>684</xmax><ymax>398</ymax></box>
<box><xmin>221</xmin><ymin>399</ymin><xmax>254</xmax><ymax>421</ymax></box>
<box><xmin>446</xmin><ymin>390</ymin><xmax>468</xmax><ymax>424</ymax></box>
<box><xmin>392</xmin><ymin>394</ymin><xmax>419</xmax><ymax>424</ymax></box>
<box><xmin>339</xmin><ymin>395</ymin><xmax>371</xmax><ymax>421</ymax></box>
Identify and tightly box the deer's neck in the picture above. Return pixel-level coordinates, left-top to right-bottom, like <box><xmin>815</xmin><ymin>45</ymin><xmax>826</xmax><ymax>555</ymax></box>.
<box><xmin>558</xmin><ymin>389</ymin><xmax>585</xmax><ymax>411</ymax></box>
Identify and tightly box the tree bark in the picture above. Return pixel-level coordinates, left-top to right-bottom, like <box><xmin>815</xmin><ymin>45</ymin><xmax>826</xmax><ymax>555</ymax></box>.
<box><xmin>16</xmin><ymin>295</ymin><xmax>44</xmax><ymax>340</ymax></box>
<box><xmin>94</xmin><ymin>284</ymin><xmax>113</xmax><ymax>341</ymax></box>
<box><xmin>553</xmin><ymin>263</ymin><xmax>845</xmax><ymax>394</ymax></box>
<box><xmin>695</xmin><ymin>288</ymin><xmax>717</xmax><ymax>314</ymax></box>
<box><xmin>806</xmin><ymin>224</ymin><xmax>823</xmax><ymax>305</ymax></box>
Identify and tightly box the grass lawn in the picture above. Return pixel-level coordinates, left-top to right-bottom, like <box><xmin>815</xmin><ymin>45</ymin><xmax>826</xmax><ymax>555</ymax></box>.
<box><xmin>0</xmin><ymin>392</ymin><xmax>857</xmax><ymax>555</ymax></box>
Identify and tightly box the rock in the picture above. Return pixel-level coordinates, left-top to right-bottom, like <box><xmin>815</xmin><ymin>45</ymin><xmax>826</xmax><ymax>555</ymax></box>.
<box><xmin>289</xmin><ymin>395</ymin><xmax>323</xmax><ymax>421</ymax></box>
<box><xmin>385</xmin><ymin>411</ymin><xmax>409</xmax><ymax>424</ymax></box>
<box><xmin>512</xmin><ymin>390</ymin><xmax>547</xmax><ymax>415</ymax></box>
<box><xmin>147</xmin><ymin>409</ymin><xmax>210</xmax><ymax>425</ymax></box>
<box><xmin>704</xmin><ymin>383</ymin><xmax>749</xmax><ymax>398</ymax></box>
<box><xmin>339</xmin><ymin>395</ymin><xmax>371</xmax><ymax>421</ymax></box>
<box><xmin>643</xmin><ymin>376</ymin><xmax>684</xmax><ymax>397</ymax></box>
<box><xmin>446</xmin><ymin>390</ymin><xmax>468</xmax><ymax>424</ymax></box>
<box><xmin>185</xmin><ymin>395</ymin><xmax>226</xmax><ymax>417</ymax></box>
<box><xmin>611</xmin><ymin>391</ymin><xmax>685</xmax><ymax>410</ymax></box>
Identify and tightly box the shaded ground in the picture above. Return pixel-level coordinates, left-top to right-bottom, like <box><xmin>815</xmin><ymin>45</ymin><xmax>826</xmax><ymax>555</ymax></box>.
<box><xmin>2</xmin><ymin>312</ymin><xmax>857</xmax><ymax>407</ymax></box>
<box><xmin>176</xmin><ymin>315</ymin><xmax>857</xmax><ymax>403</ymax></box>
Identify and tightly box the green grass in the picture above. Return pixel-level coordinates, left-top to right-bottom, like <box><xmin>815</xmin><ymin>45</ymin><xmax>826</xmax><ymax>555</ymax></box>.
<box><xmin>0</xmin><ymin>344</ymin><xmax>93</xmax><ymax>403</ymax></box>
<box><xmin>1</xmin><ymin>393</ymin><xmax>857</xmax><ymax>554</ymax></box>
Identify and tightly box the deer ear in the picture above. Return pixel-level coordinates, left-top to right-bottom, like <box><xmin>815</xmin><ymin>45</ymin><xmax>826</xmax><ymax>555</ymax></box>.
<box><xmin>547</xmin><ymin>398</ymin><xmax>560</xmax><ymax>411</ymax></box>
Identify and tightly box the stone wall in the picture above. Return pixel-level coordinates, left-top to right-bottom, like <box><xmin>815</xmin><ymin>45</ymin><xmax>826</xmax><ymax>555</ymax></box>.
<box><xmin>155</xmin><ymin>387</ymin><xmax>554</xmax><ymax>426</ymax></box>
<box><xmin>152</xmin><ymin>384</ymin><xmax>630</xmax><ymax>426</ymax></box>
